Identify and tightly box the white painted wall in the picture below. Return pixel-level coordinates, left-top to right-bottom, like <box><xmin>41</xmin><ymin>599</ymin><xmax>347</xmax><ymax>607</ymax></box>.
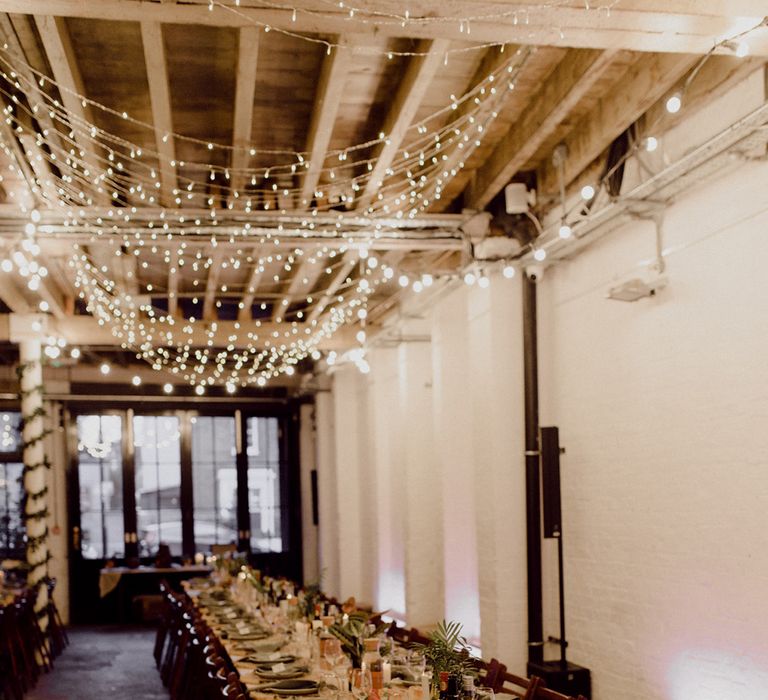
<box><xmin>299</xmin><ymin>403</ymin><xmax>319</xmax><ymax>585</ymax></box>
<box><xmin>537</xmin><ymin>157</ymin><xmax>768</xmax><ymax>700</ymax></box>
<box><xmin>313</xmin><ymin>62</ymin><xmax>768</xmax><ymax>700</ymax></box>
<box><xmin>315</xmin><ymin>390</ymin><xmax>340</xmax><ymax>598</ymax></box>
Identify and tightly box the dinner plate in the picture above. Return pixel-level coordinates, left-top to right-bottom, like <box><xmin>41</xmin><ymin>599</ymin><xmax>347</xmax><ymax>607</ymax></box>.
<box><xmin>254</xmin><ymin>669</ymin><xmax>306</xmax><ymax>681</ymax></box>
<box><xmin>245</xmin><ymin>654</ymin><xmax>296</xmax><ymax>665</ymax></box>
<box><xmin>249</xmin><ymin>679</ymin><xmax>319</xmax><ymax>696</ymax></box>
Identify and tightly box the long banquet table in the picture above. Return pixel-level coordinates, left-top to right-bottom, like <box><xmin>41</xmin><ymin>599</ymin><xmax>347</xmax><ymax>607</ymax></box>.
<box><xmin>182</xmin><ymin>576</ymin><xmax>425</xmax><ymax>700</ymax></box>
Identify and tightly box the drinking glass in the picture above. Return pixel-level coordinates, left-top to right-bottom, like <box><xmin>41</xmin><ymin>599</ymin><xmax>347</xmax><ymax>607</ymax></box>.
<box><xmin>321</xmin><ymin>672</ymin><xmax>343</xmax><ymax>700</ymax></box>
<box><xmin>475</xmin><ymin>686</ymin><xmax>495</xmax><ymax>700</ymax></box>
<box><xmin>350</xmin><ymin>668</ymin><xmax>373</xmax><ymax>700</ymax></box>
<box><xmin>406</xmin><ymin>651</ymin><xmax>426</xmax><ymax>682</ymax></box>
<box><xmin>323</xmin><ymin>638</ymin><xmax>345</xmax><ymax>670</ymax></box>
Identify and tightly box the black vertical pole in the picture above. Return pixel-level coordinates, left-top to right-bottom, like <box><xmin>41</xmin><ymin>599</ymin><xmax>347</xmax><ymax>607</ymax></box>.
<box><xmin>557</xmin><ymin>534</ymin><xmax>567</xmax><ymax>666</ymax></box>
<box><xmin>523</xmin><ymin>276</ymin><xmax>544</xmax><ymax>666</ymax></box>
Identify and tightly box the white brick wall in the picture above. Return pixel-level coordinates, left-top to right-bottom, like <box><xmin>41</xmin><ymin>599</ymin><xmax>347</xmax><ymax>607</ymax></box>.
<box><xmin>538</xmin><ymin>157</ymin><xmax>768</xmax><ymax>700</ymax></box>
<box><xmin>314</xmin><ymin>67</ymin><xmax>768</xmax><ymax>700</ymax></box>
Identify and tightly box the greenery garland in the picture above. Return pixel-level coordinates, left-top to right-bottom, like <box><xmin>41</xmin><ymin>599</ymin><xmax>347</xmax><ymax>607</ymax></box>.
<box><xmin>16</xmin><ymin>360</ymin><xmax>52</xmax><ymax>587</ymax></box>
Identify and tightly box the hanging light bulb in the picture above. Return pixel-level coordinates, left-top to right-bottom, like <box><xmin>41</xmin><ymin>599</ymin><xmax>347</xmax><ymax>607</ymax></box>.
<box><xmin>559</xmin><ymin>224</ymin><xmax>573</xmax><ymax>239</ymax></box>
<box><xmin>502</xmin><ymin>265</ymin><xmax>516</xmax><ymax>279</ymax></box>
<box><xmin>100</xmin><ymin>362</ymin><xmax>111</xmax><ymax>375</ymax></box>
<box><xmin>478</xmin><ymin>274</ymin><xmax>490</xmax><ymax>289</ymax></box>
<box><xmin>132</xmin><ymin>375</ymin><xmax>142</xmax><ymax>386</ymax></box>
<box><xmin>581</xmin><ymin>185</ymin><xmax>595</xmax><ymax>200</ymax></box>
<box><xmin>665</xmin><ymin>92</ymin><xmax>682</xmax><ymax>114</ymax></box>
<box><xmin>464</xmin><ymin>271</ymin><xmax>476</xmax><ymax>286</ymax></box>
<box><xmin>645</xmin><ymin>136</ymin><xmax>658</xmax><ymax>152</ymax></box>
<box><xmin>533</xmin><ymin>248</ymin><xmax>547</xmax><ymax>262</ymax></box>
<box><xmin>163</xmin><ymin>383</ymin><xmax>173</xmax><ymax>394</ymax></box>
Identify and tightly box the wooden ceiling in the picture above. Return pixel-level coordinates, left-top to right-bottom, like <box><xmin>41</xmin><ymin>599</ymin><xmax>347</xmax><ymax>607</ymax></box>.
<box><xmin>0</xmin><ymin>1</ymin><xmax>765</xmax><ymax>382</ymax></box>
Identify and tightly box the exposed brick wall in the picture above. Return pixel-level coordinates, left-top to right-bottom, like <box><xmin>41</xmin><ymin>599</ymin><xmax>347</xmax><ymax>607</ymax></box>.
<box><xmin>537</xmin><ymin>159</ymin><xmax>768</xmax><ymax>700</ymax></box>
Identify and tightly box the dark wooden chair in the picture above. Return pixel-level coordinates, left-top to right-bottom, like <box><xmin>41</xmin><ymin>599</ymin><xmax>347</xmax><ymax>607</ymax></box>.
<box><xmin>492</xmin><ymin>660</ymin><xmax>588</xmax><ymax>700</ymax></box>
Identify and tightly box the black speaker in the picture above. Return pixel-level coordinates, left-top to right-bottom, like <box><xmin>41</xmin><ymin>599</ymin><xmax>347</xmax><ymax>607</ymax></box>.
<box><xmin>539</xmin><ymin>426</ymin><xmax>562</xmax><ymax>539</ymax></box>
<box><xmin>527</xmin><ymin>661</ymin><xmax>591</xmax><ymax>698</ymax></box>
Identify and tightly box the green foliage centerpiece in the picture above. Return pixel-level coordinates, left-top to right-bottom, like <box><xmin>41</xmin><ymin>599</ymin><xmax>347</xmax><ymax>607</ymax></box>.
<box><xmin>413</xmin><ymin>621</ymin><xmax>477</xmax><ymax>688</ymax></box>
<box><xmin>328</xmin><ymin>610</ymin><xmax>389</xmax><ymax>668</ymax></box>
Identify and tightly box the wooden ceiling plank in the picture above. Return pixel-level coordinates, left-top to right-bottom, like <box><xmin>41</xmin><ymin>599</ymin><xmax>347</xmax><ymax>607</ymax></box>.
<box><xmin>230</xmin><ymin>26</ymin><xmax>260</xmax><ymax>201</ymax></box>
<box><xmin>0</xmin><ymin>14</ymin><xmax>68</xmax><ymax>169</ymax></box>
<box><xmin>537</xmin><ymin>52</ymin><xmax>701</xmax><ymax>195</ymax></box>
<box><xmin>467</xmin><ymin>48</ymin><xmax>621</xmax><ymax>210</ymax></box>
<box><xmin>300</xmin><ymin>36</ymin><xmax>357</xmax><ymax>207</ymax></box>
<box><xmin>202</xmin><ymin>250</ymin><xmax>223</xmax><ymax>320</ymax></box>
<box><xmin>0</xmin><ymin>313</ymin><xmax>359</xmax><ymax>349</ymax></box>
<box><xmin>7</xmin><ymin>1</ymin><xmax>768</xmax><ymax>55</ymax></box>
<box><xmin>237</xmin><ymin>261</ymin><xmax>264</xmax><ymax>321</ymax></box>
<box><xmin>167</xmin><ymin>262</ymin><xmax>179</xmax><ymax>317</ymax></box>
<box><xmin>33</xmin><ymin>14</ymin><xmax>108</xmax><ymax>205</ymax></box>
<box><xmin>271</xmin><ymin>251</ymin><xmax>326</xmax><ymax>322</ymax></box>
<box><xmin>356</xmin><ymin>39</ymin><xmax>451</xmax><ymax>211</ymax></box>
<box><xmin>305</xmin><ymin>250</ymin><xmax>358</xmax><ymax>323</ymax></box>
<box><xmin>0</xmin><ymin>275</ymin><xmax>32</xmax><ymax>313</ymax></box>
<box><xmin>140</xmin><ymin>21</ymin><xmax>177</xmax><ymax>208</ymax></box>
<box><xmin>34</xmin><ymin>276</ymin><xmax>67</xmax><ymax>318</ymax></box>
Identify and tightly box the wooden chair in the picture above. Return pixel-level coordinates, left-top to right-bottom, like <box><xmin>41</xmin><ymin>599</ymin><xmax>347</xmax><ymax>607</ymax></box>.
<box><xmin>492</xmin><ymin>660</ymin><xmax>587</xmax><ymax>700</ymax></box>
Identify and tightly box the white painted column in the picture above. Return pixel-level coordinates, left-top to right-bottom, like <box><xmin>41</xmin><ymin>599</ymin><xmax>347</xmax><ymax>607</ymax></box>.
<box><xmin>299</xmin><ymin>403</ymin><xmax>319</xmax><ymax>584</ymax></box>
<box><xmin>467</xmin><ymin>273</ymin><xmax>527</xmax><ymax>668</ymax></box>
<box><xmin>18</xmin><ymin>335</ymin><xmax>49</xmax><ymax>627</ymax></box>
<box><xmin>368</xmin><ymin>346</ymin><xmax>406</xmax><ymax>617</ymax></box>
<box><xmin>398</xmin><ymin>333</ymin><xmax>444</xmax><ymax>628</ymax></box>
<box><xmin>315</xmin><ymin>390</ymin><xmax>340</xmax><ymax>597</ymax></box>
<box><xmin>431</xmin><ymin>285</ymin><xmax>481</xmax><ymax>640</ymax></box>
<box><xmin>331</xmin><ymin>366</ymin><xmax>367</xmax><ymax>601</ymax></box>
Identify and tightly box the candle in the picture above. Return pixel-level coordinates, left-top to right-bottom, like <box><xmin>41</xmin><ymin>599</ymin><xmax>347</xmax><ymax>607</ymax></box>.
<box><xmin>383</xmin><ymin>661</ymin><xmax>392</xmax><ymax>685</ymax></box>
<box><xmin>194</xmin><ymin>552</ymin><xmax>204</xmax><ymax>565</ymax></box>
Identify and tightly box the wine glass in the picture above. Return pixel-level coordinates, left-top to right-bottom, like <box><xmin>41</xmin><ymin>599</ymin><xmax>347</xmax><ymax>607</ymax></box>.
<box><xmin>323</xmin><ymin>638</ymin><xmax>345</xmax><ymax>670</ymax></box>
<box><xmin>321</xmin><ymin>672</ymin><xmax>343</xmax><ymax>700</ymax></box>
<box><xmin>475</xmin><ymin>686</ymin><xmax>495</xmax><ymax>700</ymax></box>
<box><xmin>406</xmin><ymin>651</ymin><xmax>426</xmax><ymax>682</ymax></box>
<box><xmin>350</xmin><ymin>668</ymin><xmax>373</xmax><ymax>700</ymax></box>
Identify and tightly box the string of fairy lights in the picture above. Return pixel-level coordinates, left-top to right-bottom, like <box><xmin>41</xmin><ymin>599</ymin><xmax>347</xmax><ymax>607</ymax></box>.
<box><xmin>0</xmin><ymin>35</ymin><xmax>531</xmax><ymax>391</ymax></box>
<box><xmin>208</xmin><ymin>0</ymin><xmax>622</xmax><ymax>58</ymax></box>
<box><xmin>0</xmin><ymin>4</ymin><xmax>764</xmax><ymax>388</ymax></box>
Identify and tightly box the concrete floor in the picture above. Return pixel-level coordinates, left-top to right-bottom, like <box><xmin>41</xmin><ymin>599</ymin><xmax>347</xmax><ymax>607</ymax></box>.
<box><xmin>26</xmin><ymin>627</ymin><xmax>168</xmax><ymax>700</ymax></box>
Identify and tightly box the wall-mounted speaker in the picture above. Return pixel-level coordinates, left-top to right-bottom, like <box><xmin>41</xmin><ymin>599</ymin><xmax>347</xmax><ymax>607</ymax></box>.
<box><xmin>540</xmin><ymin>426</ymin><xmax>562</xmax><ymax>538</ymax></box>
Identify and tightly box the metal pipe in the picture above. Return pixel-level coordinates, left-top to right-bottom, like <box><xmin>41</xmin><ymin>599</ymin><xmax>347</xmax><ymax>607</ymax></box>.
<box><xmin>523</xmin><ymin>275</ymin><xmax>544</xmax><ymax>665</ymax></box>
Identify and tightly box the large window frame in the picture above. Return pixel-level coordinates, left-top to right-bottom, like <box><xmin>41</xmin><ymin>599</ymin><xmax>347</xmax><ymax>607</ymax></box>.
<box><xmin>66</xmin><ymin>403</ymin><xmax>301</xmax><ymax>566</ymax></box>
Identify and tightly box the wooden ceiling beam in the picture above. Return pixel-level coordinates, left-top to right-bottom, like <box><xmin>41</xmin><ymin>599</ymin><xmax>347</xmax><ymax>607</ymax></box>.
<box><xmin>271</xmin><ymin>252</ymin><xmax>326</xmax><ymax>322</ymax></box>
<box><xmin>300</xmin><ymin>36</ymin><xmax>358</xmax><ymax>207</ymax></box>
<box><xmin>0</xmin><ymin>313</ymin><xmax>361</xmax><ymax>350</ymax></box>
<box><xmin>305</xmin><ymin>250</ymin><xmax>358</xmax><ymax>323</ymax></box>
<box><xmin>0</xmin><ymin>14</ymin><xmax>68</xmax><ymax>174</ymax></box>
<box><xmin>33</xmin><ymin>14</ymin><xmax>108</xmax><ymax>205</ymax></box>
<box><xmin>356</xmin><ymin>39</ymin><xmax>450</xmax><ymax>212</ymax></box>
<box><xmin>536</xmin><ymin>52</ymin><xmax>701</xmax><ymax>196</ymax></box>
<box><xmin>167</xmin><ymin>261</ymin><xmax>179</xmax><ymax>317</ymax></box>
<box><xmin>140</xmin><ymin>21</ymin><xmax>177</xmax><ymax>208</ymax></box>
<box><xmin>230</xmin><ymin>26</ymin><xmax>260</xmax><ymax>201</ymax></box>
<box><xmin>467</xmin><ymin>48</ymin><xmax>621</xmax><ymax>210</ymax></box>
<box><xmin>0</xmin><ymin>273</ymin><xmax>32</xmax><ymax>313</ymax></box>
<box><xmin>34</xmin><ymin>276</ymin><xmax>67</xmax><ymax>319</ymax></box>
<box><xmin>7</xmin><ymin>1</ymin><xmax>768</xmax><ymax>55</ymax></box>
<box><xmin>202</xmin><ymin>250</ymin><xmax>223</xmax><ymax>320</ymax></box>
<box><xmin>237</xmin><ymin>246</ymin><xmax>264</xmax><ymax>322</ymax></box>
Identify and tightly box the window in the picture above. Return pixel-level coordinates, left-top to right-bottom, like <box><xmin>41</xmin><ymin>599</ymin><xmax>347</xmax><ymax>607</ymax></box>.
<box><xmin>76</xmin><ymin>414</ymin><xmax>124</xmax><ymax>559</ymax></box>
<box><xmin>133</xmin><ymin>415</ymin><xmax>182</xmax><ymax>557</ymax></box>
<box><xmin>71</xmin><ymin>409</ymin><xmax>292</xmax><ymax>560</ymax></box>
<box><xmin>191</xmin><ymin>416</ymin><xmax>238</xmax><ymax>550</ymax></box>
<box><xmin>247</xmin><ymin>417</ymin><xmax>284</xmax><ymax>552</ymax></box>
<box><xmin>0</xmin><ymin>412</ymin><xmax>24</xmax><ymax>559</ymax></box>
